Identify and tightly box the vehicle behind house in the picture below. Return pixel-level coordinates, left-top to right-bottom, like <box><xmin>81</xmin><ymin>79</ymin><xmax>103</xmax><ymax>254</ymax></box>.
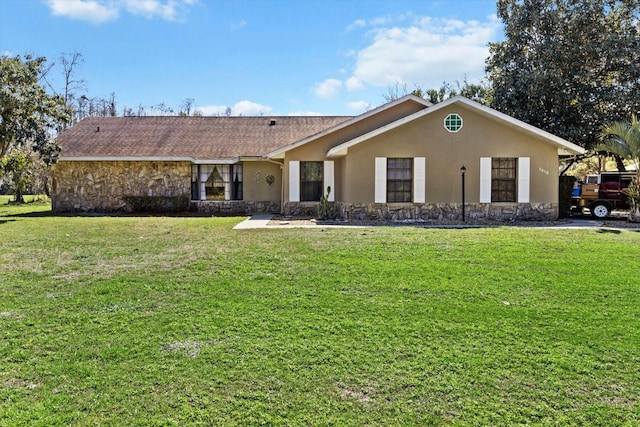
<box><xmin>571</xmin><ymin>171</ymin><xmax>635</xmax><ymax>218</ymax></box>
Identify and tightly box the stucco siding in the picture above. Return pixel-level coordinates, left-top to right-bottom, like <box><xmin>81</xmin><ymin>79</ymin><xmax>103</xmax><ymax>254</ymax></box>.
<box><xmin>340</xmin><ymin>103</ymin><xmax>559</xmax><ymax>205</ymax></box>
<box><xmin>283</xmin><ymin>100</ymin><xmax>428</xmax><ymax>202</ymax></box>
<box><xmin>242</xmin><ymin>161</ymin><xmax>282</xmax><ymax>202</ymax></box>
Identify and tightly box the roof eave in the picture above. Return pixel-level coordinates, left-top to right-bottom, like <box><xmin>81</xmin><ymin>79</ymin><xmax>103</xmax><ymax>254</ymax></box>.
<box><xmin>58</xmin><ymin>156</ymin><xmax>242</xmax><ymax>164</ymax></box>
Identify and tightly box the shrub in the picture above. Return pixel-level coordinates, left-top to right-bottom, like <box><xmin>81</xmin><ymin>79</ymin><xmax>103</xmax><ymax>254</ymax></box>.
<box><xmin>123</xmin><ymin>195</ymin><xmax>190</xmax><ymax>213</ymax></box>
<box><xmin>317</xmin><ymin>186</ymin><xmax>332</xmax><ymax>220</ymax></box>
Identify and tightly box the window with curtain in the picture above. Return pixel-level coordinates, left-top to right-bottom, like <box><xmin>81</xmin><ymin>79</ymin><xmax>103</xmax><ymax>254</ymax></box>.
<box><xmin>387</xmin><ymin>158</ymin><xmax>413</xmax><ymax>202</ymax></box>
<box><xmin>190</xmin><ymin>164</ymin><xmax>243</xmax><ymax>200</ymax></box>
<box><xmin>491</xmin><ymin>158</ymin><xmax>517</xmax><ymax>202</ymax></box>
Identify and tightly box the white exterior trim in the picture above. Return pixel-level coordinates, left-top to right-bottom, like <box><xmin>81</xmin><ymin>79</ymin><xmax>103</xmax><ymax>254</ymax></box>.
<box><xmin>323</xmin><ymin>161</ymin><xmax>335</xmax><ymax>201</ymax></box>
<box><xmin>480</xmin><ymin>157</ymin><xmax>492</xmax><ymax>203</ymax></box>
<box><xmin>289</xmin><ymin>161</ymin><xmax>300</xmax><ymax>202</ymax></box>
<box><xmin>58</xmin><ymin>156</ymin><xmax>242</xmax><ymax>164</ymax></box>
<box><xmin>375</xmin><ymin>157</ymin><xmax>387</xmax><ymax>203</ymax></box>
<box><xmin>518</xmin><ymin>157</ymin><xmax>531</xmax><ymax>203</ymax></box>
<box><xmin>413</xmin><ymin>157</ymin><xmax>426</xmax><ymax>203</ymax></box>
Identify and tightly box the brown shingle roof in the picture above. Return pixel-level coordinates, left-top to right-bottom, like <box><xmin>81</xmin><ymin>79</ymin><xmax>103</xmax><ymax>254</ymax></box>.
<box><xmin>57</xmin><ymin>116</ymin><xmax>353</xmax><ymax>160</ymax></box>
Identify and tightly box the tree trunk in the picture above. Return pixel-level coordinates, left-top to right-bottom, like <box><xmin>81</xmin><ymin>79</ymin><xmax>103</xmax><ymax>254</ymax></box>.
<box><xmin>614</xmin><ymin>154</ymin><xmax>627</xmax><ymax>172</ymax></box>
<box><xmin>14</xmin><ymin>188</ymin><xmax>24</xmax><ymax>204</ymax></box>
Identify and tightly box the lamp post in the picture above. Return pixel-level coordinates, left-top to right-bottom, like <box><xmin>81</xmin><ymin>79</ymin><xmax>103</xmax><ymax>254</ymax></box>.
<box><xmin>460</xmin><ymin>165</ymin><xmax>466</xmax><ymax>221</ymax></box>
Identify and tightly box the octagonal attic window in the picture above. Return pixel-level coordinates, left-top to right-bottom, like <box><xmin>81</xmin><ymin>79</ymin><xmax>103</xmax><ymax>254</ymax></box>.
<box><xmin>444</xmin><ymin>113</ymin><xmax>463</xmax><ymax>132</ymax></box>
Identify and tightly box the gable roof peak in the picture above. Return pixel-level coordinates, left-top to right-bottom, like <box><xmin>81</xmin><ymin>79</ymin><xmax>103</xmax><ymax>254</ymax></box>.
<box><xmin>326</xmin><ymin>95</ymin><xmax>586</xmax><ymax>157</ymax></box>
<box><xmin>266</xmin><ymin>94</ymin><xmax>432</xmax><ymax>158</ymax></box>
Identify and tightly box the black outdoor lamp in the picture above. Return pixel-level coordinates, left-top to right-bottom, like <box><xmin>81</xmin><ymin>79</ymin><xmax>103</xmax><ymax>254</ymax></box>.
<box><xmin>460</xmin><ymin>165</ymin><xmax>466</xmax><ymax>221</ymax></box>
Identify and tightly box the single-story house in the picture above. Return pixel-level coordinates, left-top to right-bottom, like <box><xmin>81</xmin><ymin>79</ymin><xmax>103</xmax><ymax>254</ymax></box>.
<box><xmin>52</xmin><ymin>95</ymin><xmax>585</xmax><ymax>221</ymax></box>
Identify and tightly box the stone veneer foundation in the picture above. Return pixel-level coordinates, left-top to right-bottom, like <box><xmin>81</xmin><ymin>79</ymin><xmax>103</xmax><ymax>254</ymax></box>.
<box><xmin>51</xmin><ymin>160</ymin><xmax>557</xmax><ymax>221</ymax></box>
<box><xmin>284</xmin><ymin>202</ymin><xmax>558</xmax><ymax>222</ymax></box>
<box><xmin>51</xmin><ymin>161</ymin><xmax>191</xmax><ymax>212</ymax></box>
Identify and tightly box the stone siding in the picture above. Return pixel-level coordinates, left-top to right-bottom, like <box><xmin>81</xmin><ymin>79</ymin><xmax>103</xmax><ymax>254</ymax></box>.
<box><xmin>51</xmin><ymin>161</ymin><xmax>191</xmax><ymax>212</ymax></box>
<box><xmin>283</xmin><ymin>201</ymin><xmax>558</xmax><ymax>222</ymax></box>
<box><xmin>282</xmin><ymin>202</ymin><xmax>322</xmax><ymax>217</ymax></box>
<box><xmin>336</xmin><ymin>202</ymin><xmax>558</xmax><ymax>222</ymax></box>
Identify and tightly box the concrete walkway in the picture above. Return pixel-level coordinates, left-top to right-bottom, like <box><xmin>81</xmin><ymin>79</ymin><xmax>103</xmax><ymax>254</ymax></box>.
<box><xmin>232</xmin><ymin>214</ymin><xmax>274</xmax><ymax>229</ymax></box>
<box><xmin>233</xmin><ymin>215</ymin><xmax>638</xmax><ymax>231</ymax></box>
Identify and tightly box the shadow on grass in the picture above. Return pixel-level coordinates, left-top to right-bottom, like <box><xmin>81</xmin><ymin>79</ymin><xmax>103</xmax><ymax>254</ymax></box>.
<box><xmin>4</xmin><ymin>210</ymin><xmax>246</xmax><ymax>219</ymax></box>
<box><xmin>596</xmin><ymin>228</ymin><xmax>622</xmax><ymax>234</ymax></box>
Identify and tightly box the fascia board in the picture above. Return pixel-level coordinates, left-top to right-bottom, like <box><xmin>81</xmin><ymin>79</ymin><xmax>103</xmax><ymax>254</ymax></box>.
<box><xmin>58</xmin><ymin>156</ymin><xmax>242</xmax><ymax>164</ymax></box>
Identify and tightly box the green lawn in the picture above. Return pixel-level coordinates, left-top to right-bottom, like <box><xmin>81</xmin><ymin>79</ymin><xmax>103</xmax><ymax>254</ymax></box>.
<box><xmin>1</xmin><ymin>201</ymin><xmax>639</xmax><ymax>425</ymax></box>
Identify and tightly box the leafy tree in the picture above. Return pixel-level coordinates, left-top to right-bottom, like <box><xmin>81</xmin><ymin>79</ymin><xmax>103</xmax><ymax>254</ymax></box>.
<box><xmin>384</xmin><ymin>79</ymin><xmax>492</xmax><ymax>105</ymax></box>
<box><xmin>382</xmin><ymin>82</ymin><xmax>425</xmax><ymax>103</ymax></box>
<box><xmin>1</xmin><ymin>55</ymin><xmax>71</xmax><ymax>163</ymax></box>
<box><xmin>597</xmin><ymin>114</ymin><xmax>640</xmax><ymax>220</ymax></box>
<box><xmin>486</xmin><ymin>0</ymin><xmax>640</xmax><ymax>150</ymax></box>
<box><xmin>425</xmin><ymin>79</ymin><xmax>492</xmax><ymax>105</ymax></box>
<box><xmin>0</xmin><ymin>148</ymin><xmax>34</xmax><ymax>203</ymax></box>
<box><xmin>1</xmin><ymin>55</ymin><xmax>70</xmax><ymax>202</ymax></box>
<box><xmin>598</xmin><ymin>114</ymin><xmax>640</xmax><ymax>172</ymax></box>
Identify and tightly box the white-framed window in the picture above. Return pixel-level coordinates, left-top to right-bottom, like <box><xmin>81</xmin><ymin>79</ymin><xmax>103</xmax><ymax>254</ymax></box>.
<box><xmin>191</xmin><ymin>164</ymin><xmax>243</xmax><ymax>201</ymax></box>
<box><xmin>444</xmin><ymin>113</ymin><xmax>463</xmax><ymax>132</ymax></box>
<box><xmin>289</xmin><ymin>161</ymin><xmax>334</xmax><ymax>202</ymax></box>
<box><xmin>375</xmin><ymin>157</ymin><xmax>425</xmax><ymax>203</ymax></box>
<box><xmin>386</xmin><ymin>158</ymin><xmax>413</xmax><ymax>202</ymax></box>
<box><xmin>480</xmin><ymin>157</ymin><xmax>530</xmax><ymax>203</ymax></box>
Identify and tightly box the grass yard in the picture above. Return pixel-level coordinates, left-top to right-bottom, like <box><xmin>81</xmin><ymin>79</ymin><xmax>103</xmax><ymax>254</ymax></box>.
<box><xmin>1</xmin><ymin>201</ymin><xmax>639</xmax><ymax>425</ymax></box>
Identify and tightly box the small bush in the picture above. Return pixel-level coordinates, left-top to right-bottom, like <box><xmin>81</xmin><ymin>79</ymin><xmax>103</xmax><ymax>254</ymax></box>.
<box><xmin>123</xmin><ymin>195</ymin><xmax>190</xmax><ymax>213</ymax></box>
<box><xmin>317</xmin><ymin>186</ymin><xmax>333</xmax><ymax>220</ymax></box>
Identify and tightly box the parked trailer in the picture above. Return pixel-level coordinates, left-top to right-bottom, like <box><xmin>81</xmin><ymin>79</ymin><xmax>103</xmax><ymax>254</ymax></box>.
<box><xmin>571</xmin><ymin>172</ymin><xmax>635</xmax><ymax>218</ymax></box>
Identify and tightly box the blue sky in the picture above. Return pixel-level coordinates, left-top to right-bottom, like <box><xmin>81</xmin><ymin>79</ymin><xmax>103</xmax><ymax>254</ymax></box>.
<box><xmin>0</xmin><ymin>0</ymin><xmax>502</xmax><ymax>116</ymax></box>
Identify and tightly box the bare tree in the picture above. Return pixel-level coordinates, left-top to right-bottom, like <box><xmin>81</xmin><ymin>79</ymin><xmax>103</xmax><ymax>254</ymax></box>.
<box><xmin>180</xmin><ymin>98</ymin><xmax>195</xmax><ymax>116</ymax></box>
<box><xmin>40</xmin><ymin>52</ymin><xmax>86</xmax><ymax>126</ymax></box>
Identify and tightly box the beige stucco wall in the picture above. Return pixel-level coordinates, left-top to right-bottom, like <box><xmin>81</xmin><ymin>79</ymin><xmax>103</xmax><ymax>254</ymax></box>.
<box><xmin>51</xmin><ymin>160</ymin><xmax>191</xmax><ymax>212</ymax></box>
<box><xmin>241</xmin><ymin>161</ymin><xmax>282</xmax><ymax>202</ymax></box>
<box><xmin>283</xmin><ymin>100</ymin><xmax>428</xmax><ymax>202</ymax></box>
<box><xmin>285</xmin><ymin>103</ymin><xmax>560</xmax><ymax>206</ymax></box>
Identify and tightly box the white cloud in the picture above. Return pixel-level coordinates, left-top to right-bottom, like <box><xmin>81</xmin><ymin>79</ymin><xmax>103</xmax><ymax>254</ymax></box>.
<box><xmin>45</xmin><ymin>0</ymin><xmax>196</xmax><ymax>24</ymax></box>
<box><xmin>45</xmin><ymin>0</ymin><xmax>119</xmax><ymax>24</ymax></box>
<box><xmin>348</xmin><ymin>15</ymin><xmax>500</xmax><ymax>89</ymax></box>
<box><xmin>346</xmin><ymin>13</ymin><xmax>409</xmax><ymax>31</ymax></box>
<box><xmin>346</xmin><ymin>101</ymin><xmax>370</xmax><ymax>111</ymax></box>
<box><xmin>345</xmin><ymin>76</ymin><xmax>364</xmax><ymax>91</ymax></box>
<box><xmin>346</xmin><ymin>19</ymin><xmax>366</xmax><ymax>31</ymax></box>
<box><xmin>233</xmin><ymin>100</ymin><xmax>273</xmax><ymax>116</ymax></box>
<box><xmin>122</xmin><ymin>0</ymin><xmax>179</xmax><ymax>20</ymax></box>
<box><xmin>369</xmin><ymin>16</ymin><xmax>392</xmax><ymax>26</ymax></box>
<box><xmin>196</xmin><ymin>101</ymin><xmax>273</xmax><ymax>116</ymax></box>
<box><xmin>313</xmin><ymin>78</ymin><xmax>343</xmax><ymax>99</ymax></box>
<box><xmin>195</xmin><ymin>105</ymin><xmax>229</xmax><ymax>116</ymax></box>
